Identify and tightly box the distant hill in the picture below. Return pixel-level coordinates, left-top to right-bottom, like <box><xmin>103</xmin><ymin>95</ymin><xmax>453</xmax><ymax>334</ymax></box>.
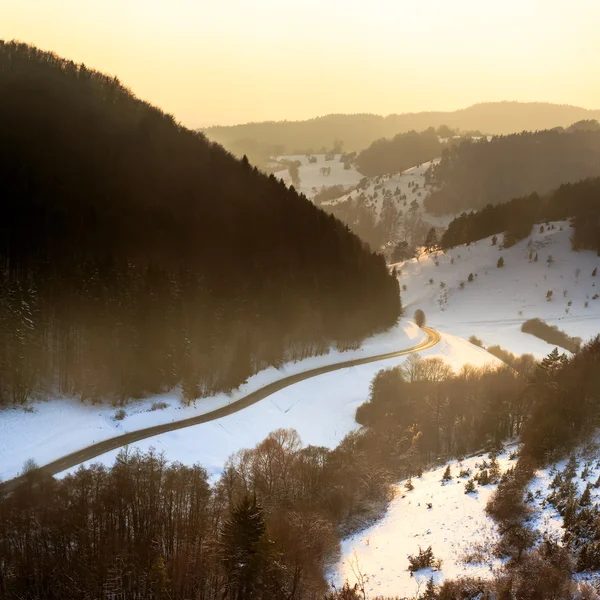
<box><xmin>204</xmin><ymin>102</ymin><xmax>600</xmax><ymax>162</ymax></box>
<box><xmin>0</xmin><ymin>41</ymin><xmax>401</xmax><ymax>407</ymax></box>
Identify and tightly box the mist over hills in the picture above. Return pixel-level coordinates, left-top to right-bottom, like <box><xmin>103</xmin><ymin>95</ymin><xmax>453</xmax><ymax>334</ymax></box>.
<box><xmin>204</xmin><ymin>102</ymin><xmax>600</xmax><ymax>162</ymax></box>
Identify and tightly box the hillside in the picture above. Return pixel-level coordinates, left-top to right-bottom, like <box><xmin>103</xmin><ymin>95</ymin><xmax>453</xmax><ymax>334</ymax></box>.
<box><xmin>321</xmin><ymin>161</ymin><xmax>450</xmax><ymax>252</ymax></box>
<box><xmin>336</xmin><ymin>445</ymin><xmax>519</xmax><ymax>596</ymax></box>
<box><xmin>0</xmin><ymin>41</ymin><xmax>400</xmax><ymax>408</ymax></box>
<box><xmin>271</xmin><ymin>153</ymin><xmax>363</xmax><ymax>199</ymax></box>
<box><xmin>396</xmin><ymin>222</ymin><xmax>600</xmax><ymax>357</ymax></box>
<box><xmin>204</xmin><ymin>102</ymin><xmax>600</xmax><ymax>161</ymax></box>
<box><xmin>425</xmin><ymin>128</ymin><xmax>600</xmax><ymax>214</ymax></box>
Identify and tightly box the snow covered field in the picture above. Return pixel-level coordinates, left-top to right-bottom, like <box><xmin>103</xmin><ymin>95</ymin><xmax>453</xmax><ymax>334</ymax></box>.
<box><xmin>335</xmin><ymin>446</ymin><xmax>518</xmax><ymax>597</ymax></box>
<box><xmin>273</xmin><ymin>154</ymin><xmax>362</xmax><ymax>199</ymax></box>
<box><xmin>53</xmin><ymin>330</ymin><xmax>497</xmax><ymax>481</ymax></box>
<box><xmin>0</xmin><ymin>321</ymin><xmax>426</xmax><ymax>482</ymax></box>
<box><xmin>397</xmin><ymin>222</ymin><xmax>600</xmax><ymax>358</ymax></box>
<box><xmin>323</xmin><ymin>160</ymin><xmax>449</xmax><ymax>227</ymax></box>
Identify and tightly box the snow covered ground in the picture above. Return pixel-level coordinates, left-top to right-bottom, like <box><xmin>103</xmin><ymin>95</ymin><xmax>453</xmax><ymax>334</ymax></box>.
<box><xmin>323</xmin><ymin>160</ymin><xmax>448</xmax><ymax>224</ymax></box>
<box><xmin>397</xmin><ymin>222</ymin><xmax>600</xmax><ymax>358</ymax></box>
<box><xmin>0</xmin><ymin>321</ymin><xmax>426</xmax><ymax>483</ymax></box>
<box><xmin>272</xmin><ymin>154</ymin><xmax>362</xmax><ymax>199</ymax></box>
<box><xmin>335</xmin><ymin>445</ymin><xmax>518</xmax><ymax>597</ymax></box>
<box><xmin>53</xmin><ymin>330</ymin><xmax>497</xmax><ymax>481</ymax></box>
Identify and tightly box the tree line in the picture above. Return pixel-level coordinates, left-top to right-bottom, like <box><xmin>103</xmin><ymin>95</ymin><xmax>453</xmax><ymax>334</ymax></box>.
<box><xmin>0</xmin><ymin>41</ymin><xmax>401</xmax><ymax>407</ymax></box>
<box><xmin>425</xmin><ymin>125</ymin><xmax>600</xmax><ymax>215</ymax></box>
<box><xmin>203</xmin><ymin>103</ymin><xmax>600</xmax><ymax>159</ymax></box>
<box><xmin>6</xmin><ymin>341</ymin><xmax>600</xmax><ymax>598</ymax></box>
<box><xmin>440</xmin><ymin>177</ymin><xmax>600</xmax><ymax>252</ymax></box>
<box><xmin>354</xmin><ymin>129</ymin><xmax>442</xmax><ymax>177</ymax></box>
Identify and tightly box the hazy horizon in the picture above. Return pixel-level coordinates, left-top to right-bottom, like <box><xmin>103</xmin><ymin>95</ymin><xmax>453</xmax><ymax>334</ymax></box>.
<box><xmin>4</xmin><ymin>0</ymin><xmax>600</xmax><ymax>128</ymax></box>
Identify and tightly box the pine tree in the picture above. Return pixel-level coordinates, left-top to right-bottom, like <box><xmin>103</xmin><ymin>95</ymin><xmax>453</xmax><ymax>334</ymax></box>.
<box><xmin>219</xmin><ymin>496</ymin><xmax>268</xmax><ymax>600</ymax></box>
<box><xmin>580</xmin><ymin>484</ymin><xmax>592</xmax><ymax>507</ymax></box>
<box><xmin>423</xmin><ymin>575</ymin><xmax>437</xmax><ymax>600</ymax></box>
<box><xmin>442</xmin><ymin>465</ymin><xmax>452</xmax><ymax>483</ymax></box>
<box><xmin>424</xmin><ymin>228</ymin><xmax>438</xmax><ymax>252</ymax></box>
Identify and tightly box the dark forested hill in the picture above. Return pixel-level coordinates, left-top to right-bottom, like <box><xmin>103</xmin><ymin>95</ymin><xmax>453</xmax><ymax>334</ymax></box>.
<box><xmin>0</xmin><ymin>41</ymin><xmax>401</xmax><ymax>406</ymax></box>
<box><xmin>425</xmin><ymin>128</ymin><xmax>600</xmax><ymax>215</ymax></box>
<box><xmin>204</xmin><ymin>102</ymin><xmax>600</xmax><ymax>163</ymax></box>
<box><xmin>440</xmin><ymin>177</ymin><xmax>600</xmax><ymax>251</ymax></box>
<box><xmin>355</xmin><ymin>128</ymin><xmax>442</xmax><ymax>177</ymax></box>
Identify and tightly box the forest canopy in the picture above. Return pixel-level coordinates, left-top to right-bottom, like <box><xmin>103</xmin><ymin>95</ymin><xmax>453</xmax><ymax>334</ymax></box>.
<box><xmin>0</xmin><ymin>41</ymin><xmax>401</xmax><ymax>407</ymax></box>
<box><xmin>354</xmin><ymin>128</ymin><xmax>442</xmax><ymax>177</ymax></box>
<box><xmin>425</xmin><ymin>128</ymin><xmax>600</xmax><ymax>215</ymax></box>
<box><xmin>440</xmin><ymin>177</ymin><xmax>600</xmax><ymax>252</ymax></box>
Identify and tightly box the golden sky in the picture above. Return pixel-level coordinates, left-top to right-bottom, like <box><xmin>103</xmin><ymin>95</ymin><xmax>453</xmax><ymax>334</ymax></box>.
<box><xmin>4</xmin><ymin>0</ymin><xmax>599</xmax><ymax>127</ymax></box>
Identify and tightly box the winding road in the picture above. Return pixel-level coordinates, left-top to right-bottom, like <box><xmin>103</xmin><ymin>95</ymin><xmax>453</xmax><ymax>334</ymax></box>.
<box><xmin>0</xmin><ymin>326</ymin><xmax>440</xmax><ymax>494</ymax></box>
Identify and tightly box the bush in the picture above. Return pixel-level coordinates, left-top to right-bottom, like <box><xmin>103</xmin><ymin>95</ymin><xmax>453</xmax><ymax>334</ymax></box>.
<box><xmin>497</xmin><ymin>256</ymin><xmax>504</xmax><ymax>268</ymax></box>
<box><xmin>414</xmin><ymin>309</ymin><xmax>426</xmax><ymax>327</ymax></box>
<box><xmin>521</xmin><ymin>318</ymin><xmax>582</xmax><ymax>353</ymax></box>
<box><xmin>408</xmin><ymin>545</ymin><xmax>441</xmax><ymax>572</ymax></box>
<box><xmin>469</xmin><ymin>335</ymin><xmax>483</xmax><ymax>347</ymax></box>
<box><xmin>114</xmin><ymin>408</ymin><xmax>127</xmax><ymax>421</ymax></box>
<box><xmin>442</xmin><ymin>465</ymin><xmax>452</xmax><ymax>483</ymax></box>
<box><xmin>465</xmin><ymin>479</ymin><xmax>476</xmax><ymax>494</ymax></box>
<box><xmin>150</xmin><ymin>401</ymin><xmax>169</xmax><ymax>411</ymax></box>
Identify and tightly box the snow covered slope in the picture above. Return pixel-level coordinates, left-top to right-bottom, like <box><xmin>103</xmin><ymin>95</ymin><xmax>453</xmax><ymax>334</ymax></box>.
<box><xmin>0</xmin><ymin>321</ymin><xmax>424</xmax><ymax>483</ymax></box>
<box><xmin>335</xmin><ymin>446</ymin><xmax>518</xmax><ymax>597</ymax></box>
<box><xmin>52</xmin><ymin>331</ymin><xmax>497</xmax><ymax>481</ymax></box>
<box><xmin>397</xmin><ymin>222</ymin><xmax>600</xmax><ymax>358</ymax></box>
<box><xmin>272</xmin><ymin>154</ymin><xmax>362</xmax><ymax>199</ymax></box>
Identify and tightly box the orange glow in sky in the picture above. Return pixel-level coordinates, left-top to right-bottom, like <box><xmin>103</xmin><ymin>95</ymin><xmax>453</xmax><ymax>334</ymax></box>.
<box><xmin>4</xmin><ymin>0</ymin><xmax>599</xmax><ymax>127</ymax></box>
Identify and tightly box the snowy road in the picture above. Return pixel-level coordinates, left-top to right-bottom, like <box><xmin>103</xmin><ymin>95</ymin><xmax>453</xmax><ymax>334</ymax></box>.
<box><xmin>0</xmin><ymin>326</ymin><xmax>440</xmax><ymax>493</ymax></box>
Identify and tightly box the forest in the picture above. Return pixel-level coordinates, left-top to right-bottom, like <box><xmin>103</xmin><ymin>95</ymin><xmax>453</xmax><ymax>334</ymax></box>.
<box><xmin>0</xmin><ymin>41</ymin><xmax>401</xmax><ymax>407</ymax></box>
<box><xmin>6</xmin><ymin>340</ymin><xmax>600</xmax><ymax>599</ymax></box>
<box><xmin>425</xmin><ymin>126</ymin><xmax>600</xmax><ymax>215</ymax></box>
<box><xmin>204</xmin><ymin>102</ymin><xmax>600</xmax><ymax>162</ymax></box>
<box><xmin>354</xmin><ymin>128</ymin><xmax>442</xmax><ymax>177</ymax></box>
<box><xmin>440</xmin><ymin>177</ymin><xmax>600</xmax><ymax>252</ymax></box>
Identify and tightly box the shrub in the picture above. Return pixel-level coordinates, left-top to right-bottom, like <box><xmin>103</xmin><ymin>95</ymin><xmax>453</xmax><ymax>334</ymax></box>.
<box><xmin>414</xmin><ymin>309</ymin><xmax>426</xmax><ymax>327</ymax></box>
<box><xmin>150</xmin><ymin>401</ymin><xmax>169</xmax><ymax>411</ymax></box>
<box><xmin>114</xmin><ymin>408</ymin><xmax>127</xmax><ymax>421</ymax></box>
<box><xmin>521</xmin><ymin>318</ymin><xmax>581</xmax><ymax>353</ymax></box>
<box><xmin>468</xmin><ymin>273</ymin><xmax>474</xmax><ymax>282</ymax></box>
<box><xmin>497</xmin><ymin>256</ymin><xmax>504</xmax><ymax>268</ymax></box>
<box><xmin>465</xmin><ymin>479</ymin><xmax>476</xmax><ymax>494</ymax></box>
<box><xmin>405</xmin><ymin>478</ymin><xmax>414</xmax><ymax>491</ymax></box>
<box><xmin>469</xmin><ymin>335</ymin><xmax>483</xmax><ymax>347</ymax></box>
<box><xmin>442</xmin><ymin>465</ymin><xmax>452</xmax><ymax>483</ymax></box>
<box><xmin>408</xmin><ymin>545</ymin><xmax>441</xmax><ymax>572</ymax></box>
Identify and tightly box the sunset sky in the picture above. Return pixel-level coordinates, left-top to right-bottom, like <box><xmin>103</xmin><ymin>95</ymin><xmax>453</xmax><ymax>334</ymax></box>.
<box><xmin>4</xmin><ymin>0</ymin><xmax>599</xmax><ymax>127</ymax></box>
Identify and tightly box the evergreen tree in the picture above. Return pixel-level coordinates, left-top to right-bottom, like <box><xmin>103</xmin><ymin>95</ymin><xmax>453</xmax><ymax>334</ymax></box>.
<box><xmin>219</xmin><ymin>496</ymin><xmax>269</xmax><ymax>600</ymax></box>
<box><xmin>424</xmin><ymin>228</ymin><xmax>438</xmax><ymax>252</ymax></box>
<box><xmin>497</xmin><ymin>256</ymin><xmax>504</xmax><ymax>268</ymax></box>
